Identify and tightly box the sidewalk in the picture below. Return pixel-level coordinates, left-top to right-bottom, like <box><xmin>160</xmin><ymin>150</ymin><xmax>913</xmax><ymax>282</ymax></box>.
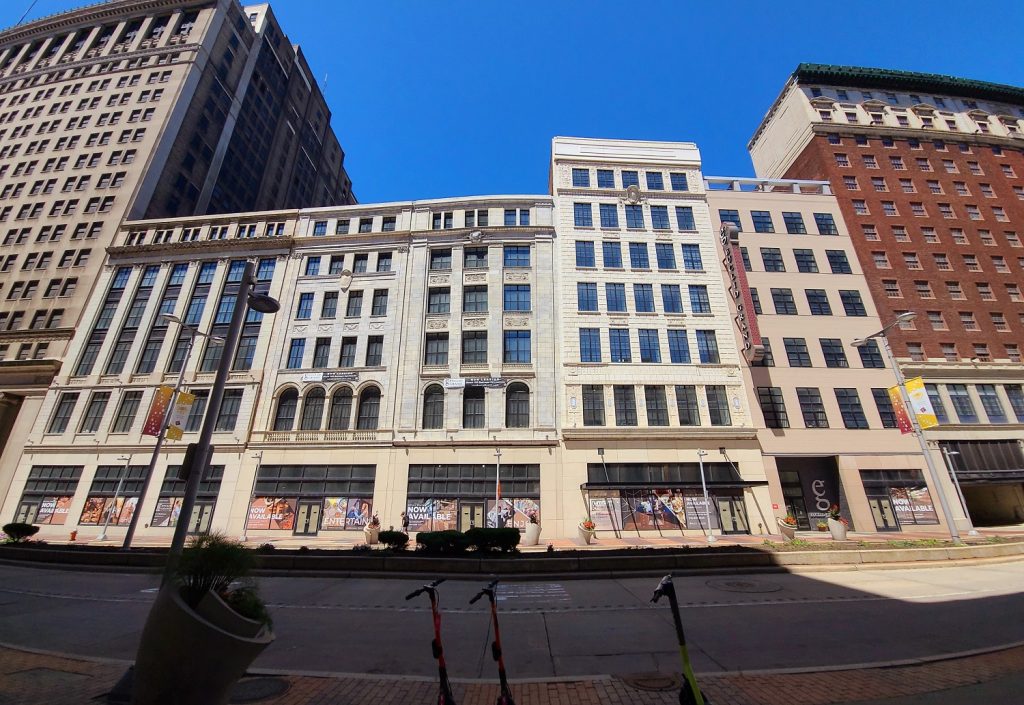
<box><xmin>2</xmin><ymin>642</ymin><xmax>1022</xmax><ymax>705</ymax></box>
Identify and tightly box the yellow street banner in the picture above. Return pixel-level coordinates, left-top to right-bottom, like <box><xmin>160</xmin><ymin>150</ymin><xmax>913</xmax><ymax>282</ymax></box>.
<box><xmin>165</xmin><ymin>391</ymin><xmax>196</xmax><ymax>441</ymax></box>
<box><xmin>905</xmin><ymin>377</ymin><xmax>939</xmax><ymax>429</ymax></box>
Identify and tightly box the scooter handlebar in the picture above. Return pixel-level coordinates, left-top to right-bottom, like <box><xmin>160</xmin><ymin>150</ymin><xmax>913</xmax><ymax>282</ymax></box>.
<box><xmin>469</xmin><ymin>578</ymin><xmax>500</xmax><ymax>604</ymax></box>
<box><xmin>405</xmin><ymin>578</ymin><xmax>446</xmax><ymax>601</ymax></box>
<box><xmin>651</xmin><ymin>574</ymin><xmax>674</xmax><ymax>603</ymax></box>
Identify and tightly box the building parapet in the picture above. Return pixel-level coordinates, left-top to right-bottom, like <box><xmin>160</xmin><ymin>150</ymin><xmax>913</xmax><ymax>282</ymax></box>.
<box><xmin>704</xmin><ymin>176</ymin><xmax>832</xmax><ymax>195</ymax></box>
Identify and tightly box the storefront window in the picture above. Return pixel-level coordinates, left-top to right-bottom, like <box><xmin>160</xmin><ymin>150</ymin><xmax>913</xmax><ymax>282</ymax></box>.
<box><xmin>15</xmin><ymin>466</ymin><xmax>81</xmax><ymax>525</ymax></box>
<box><xmin>406</xmin><ymin>464</ymin><xmax>541</xmax><ymax>532</ymax></box>
<box><xmin>247</xmin><ymin>464</ymin><xmax>376</xmax><ymax>532</ymax></box>
<box><xmin>78</xmin><ymin>464</ymin><xmax>147</xmax><ymax>526</ymax></box>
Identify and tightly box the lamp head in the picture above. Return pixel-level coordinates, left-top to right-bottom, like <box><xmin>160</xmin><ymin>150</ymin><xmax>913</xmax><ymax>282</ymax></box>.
<box><xmin>248</xmin><ymin>292</ymin><xmax>280</xmax><ymax>314</ymax></box>
<box><xmin>895</xmin><ymin>311</ymin><xmax>917</xmax><ymax>323</ymax></box>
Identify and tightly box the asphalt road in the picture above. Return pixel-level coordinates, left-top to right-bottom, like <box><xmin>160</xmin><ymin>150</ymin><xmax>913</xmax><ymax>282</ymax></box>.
<box><xmin>0</xmin><ymin>561</ymin><xmax>1022</xmax><ymax>679</ymax></box>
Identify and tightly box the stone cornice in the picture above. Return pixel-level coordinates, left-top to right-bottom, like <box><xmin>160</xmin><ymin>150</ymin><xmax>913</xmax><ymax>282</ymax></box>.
<box><xmin>810</xmin><ymin>120</ymin><xmax>1024</xmax><ymax>149</ymax></box>
<box><xmin>107</xmin><ymin>236</ymin><xmax>295</xmax><ymax>260</ymax></box>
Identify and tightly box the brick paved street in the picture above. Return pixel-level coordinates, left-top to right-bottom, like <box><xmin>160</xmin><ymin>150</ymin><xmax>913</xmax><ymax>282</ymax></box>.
<box><xmin>1</xmin><ymin>643</ymin><xmax>1022</xmax><ymax>705</ymax></box>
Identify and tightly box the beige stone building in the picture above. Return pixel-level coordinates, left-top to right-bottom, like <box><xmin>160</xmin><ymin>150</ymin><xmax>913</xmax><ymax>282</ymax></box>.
<box><xmin>0</xmin><ymin>0</ymin><xmax>355</xmax><ymax>509</ymax></box>
<box><xmin>706</xmin><ymin>177</ymin><xmax>947</xmax><ymax>533</ymax></box>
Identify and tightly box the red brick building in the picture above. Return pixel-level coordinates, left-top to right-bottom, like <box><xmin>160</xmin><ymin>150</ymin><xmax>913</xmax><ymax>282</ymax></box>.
<box><xmin>749</xmin><ymin>65</ymin><xmax>1024</xmax><ymax>526</ymax></box>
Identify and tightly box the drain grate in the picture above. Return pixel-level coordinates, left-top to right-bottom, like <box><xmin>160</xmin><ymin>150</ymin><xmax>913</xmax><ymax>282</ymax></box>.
<box><xmin>705</xmin><ymin>578</ymin><xmax>782</xmax><ymax>594</ymax></box>
<box><xmin>617</xmin><ymin>672</ymin><xmax>681</xmax><ymax>692</ymax></box>
<box><xmin>230</xmin><ymin>677</ymin><xmax>291</xmax><ymax>703</ymax></box>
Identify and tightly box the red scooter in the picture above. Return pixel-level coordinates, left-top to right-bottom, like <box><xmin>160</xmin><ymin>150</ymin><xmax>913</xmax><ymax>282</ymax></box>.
<box><xmin>651</xmin><ymin>575</ymin><xmax>709</xmax><ymax>705</ymax></box>
<box><xmin>406</xmin><ymin>579</ymin><xmax>457</xmax><ymax>705</ymax></box>
<box><xmin>470</xmin><ymin>579</ymin><xmax>516</xmax><ymax>705</ymax></box>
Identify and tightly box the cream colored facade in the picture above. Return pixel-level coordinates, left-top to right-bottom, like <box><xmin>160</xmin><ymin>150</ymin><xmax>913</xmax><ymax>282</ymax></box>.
<box><xmin>705</xmin><ymin>177</ymin><xmax>952</xmax><ymax>533</ymax></box>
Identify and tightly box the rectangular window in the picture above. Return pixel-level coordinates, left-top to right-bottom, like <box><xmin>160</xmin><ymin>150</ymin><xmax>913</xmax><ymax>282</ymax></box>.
<box><xmin>696</xmin><ymin>330</ymin><xmax>719</xmax><ymax>363</ymax></box>
<box><xmin>312</xmin><ymin>337</ymin><xmax>331</xmax><ymax>368</ymax></box>
<box><xmin>676</xmin><ymin>207</ymin><xmax>696</xmax><ymax>230</ymax></box>
<box><xmin>365</xmin><ymin>336</ymin><xmax>384</xmax><ymax>366</ymax></box>
<box><xmin>638</xmin><ymin>329</ymin><xmax>660</xmax><ymax>363</ymax></box>
<box><xmin>503</xmin><ymin>330</ymin><xmax>531</xmax><ymax>363</ymax></box>
<box><xmin>574</xmin><ymin>203</ymin><xmax>593</xmax><ymax>227</ymax></box>
<box><xmin>463</xmin><ymin>285</ymin><xmax>488</xmax><ymax>312</ymax></box>
<box><xmin>772</xmin><ymin>288</ymin><xmax>797</xmax><ymax>314</ymax></box>
<box><xmin>609</xmin><ymin>329</ymin><xmax>631</xmax><ymax>363</ymax></box>
<box><xmin>805</xmin><ymin>289</ymin><xmax>831</xmax><ymax>315</ymax></box>
<box><xmin>670</xmin><ymin>172</ymin><xmax>688</xmax><ymax>191</ymax></box>
<box><xmin>463</xmin><ymin>387</ymin><xmax>485</xmax><ymax>428</ymax></box>
<box><xmin>462</xmin><ymin>331</ymin><xmax>488</xmax><ymax>364</ymax></box>
<box><xmin>794</xmin><ymin>249</ymin><xmax>818</xmax><ymax>272</ymax></box>
<box><xmin>644</xmin><ymin>386</ymin><xmax>669</xmax><ymax>425</ymax></box>
<box><xmin>629</xmin><ymin>242</ymin><xmax>649</xmax><ymax>269</ymax></box>
<box><xmin>599</xmin><ymin>204</ymin><xmax>619</xmax><ymax>228</ymax></box>
<box><xmin>857</xmin><ymin>339</ymin><xmax>885</xmax><ymax>368</ymax></box>
<box><xmin>820</xmin><ymin>338</ymin><xmax>848</xmax><ymax>367</ymax></box>
<box><xmin>680</xmin><ymin>244</ymin><xmax>702</xmax><ymax>271</ymax></box>
<box><xmin>613</xmin><ymin>386</ymin><xmax>637</xmax><ymax>426</ymax></box>
<box><xmin>947</xmin><ymin>385</ymin><xmax>978</xmax><ymax>423</ymax></box>
<box><xmin>215</xmin><ymin>389</ymin><xmax>243</xmax><ymax>432</ymax></box>
<box><xmin>814</xmin><ymin>213</ymin><xmax>838</xmax><ymax>235</ymax></box>
<box><xmin>758</xmin><ymin>387</ymin><xmax>789</xmax><ymax>428</ymax></box>
<box><xmin>321</xmin><ymin>292</ymin><xmax>338</xmax><ymax>318</ymax></box>
<box><xmin>646</xmin><ymin>172</ymin><xmax>664</xmax><ymax>190</ymax></box>
<box><xmin>503</xmin><ymin>284</ymin><xmax>530</xmax><ymax>311</ymax></box>
<box><xmin>577</xmin><ymin>282</ymin><xmax>598</xmax><ymax>311</ymax></box>
<box><xmin>871</xmin><ymin>389</ymin><xmax>898</xmax><ymax>428</ymax></box>
<box><xmin>976</xmin><ymin>384</ymin><xmax>1006</xmax><ymax>423</ymax></box>
<box><xmin>825</xmin><ymin>250</ymin><xmax>851</xmax><ymax>273</ymax></box>
<box><xmin>47</xmin><ymin>392</ymin><xmax>79</xmax><ymax>433</ymax></box>
<box><xmin>655</xmin><ymin>243</ymin><xmax>676</xmax><ymax>269</ymax></box>
<box><xmin>835</xmin><ymin>388</ymin><xmax>869</xmax><ymax>429</ymax></box>
<box><xmin>503</xmin><ymin>245</ymin><xmax>530</xmax><ymax>268</ymax></box>
<box><xmin>339</xmin><ymin>338</ymin><xmax>357</xmax><ymax>367</ymax></box>
<box><xmin>606</xmin><ymin>283</ymin><xmax>626</xmax><ymax>312</ymax></box>
<box><xmin>371</xmin><ymin>290</ymin><xmax>388</xmax><ymax>316</ymax></box>
<box><xmin>575</xmin><ymin>241</ymin><xmax>596</xmax><ymax>267</ymax></box>
<box><xmin>621</xmin><ymin>171</ymin><xmax>639</xmax><ymax>188</ymax></box>
<box><xmin>840</xmin><ymin>290</ymin><xmax>867</xmax><ymax>316</ymax></box>
<box><xmin>650</xmin><ymin>206</ymin><xmax>670</xmax><ymax>229</ymax></box>
<box><xmin>662</xmin><ymin>285</ymin><xmax>683</xmax><ymax>313</ymax></box>
<box><xmin>424</xmin><ymin>333</ymin><xmax>449</xmax><ymax>365</ymax></box>
<box><xmin>761</xmin><ymin>247</ymin><xmax>785</xmax><ymax>272</ymax></box>
<box><xmin>430</xmin><ymin>249</ymin><xmax>452</xmax><ymax>270</ymax></box>
<box><xmin>463</xmin><ymin>247</ymin><xmax>488</xmax><ymax>269</ymax></box>
<box><xmin>428</xmin><ymin>287</ymin><xmax>450</xmax><ymax>314</ymax></box>
<box><xmin>783</xmin><ymin>212</ymin><xmax>807</xmax><ymax>234</ymax></box>
<box><xmin>633</xmin><ymin>284</ymin><xmax>655</xmax><ymax>312</ymax></box>
<box><xmin>797</xmin><ymin>387</ymin><xmax>829</xmax><ymax>428</ymax></box>
<box><xmin>583</xmin><ymin>385</ymin><xmax>605</xmax><ymax>426</ymax></box>
<box><xmin>295</xmin><ymin>292</ymin><xmax>313</xmax><ymax>319</ymax></box>
<box><xmin>784</xmin><ymin>337</ymin><xmax>811</xmax><ymax>367</ymax></box>
<box><xmin>667</xmin><ymin>330</ymin><xmax>690</xmax><ymax>363</ymax></box>
<box><xmin>625</xmin><ymin>204</ymin><xmax>644</xmax><ymax>229</ymax></box>
<box><xmin>571</xmin><ymin>168</ymin><xmax>590</xmax><ymax>187</ymax></box>
<box><xmin>1004</xmin><ymin>385</ymin><xmax>1024</xmax><ymax>422</ymax></box>
<box><xmin>706</xmin><ymin>386</ymin><xmax>732</xmax><ymax>426</ymax></box>
<box><xmin>597</xmin><ymin>170</ymin><xmax>615</xmax><ymax>188</ymax></box>
<box><xmin>346</xmin><ymin>291</ymin><xmax>363</xmax><ymax>317</ymax></box>
<box><xmin>688</xmin><ymin>285</ymin><xmax>711</xmax><ymax>314</ymax></box>
<box><xmin>286</xmin><ymin>339</ymin><xmax>305</xmax><ymax>368</ymax></box>
<box><xmin>78</xmin><ymin>392</ymin><xmax>110</xmax><ymax>433</ymax></box>
<box><xmin>579</xmin><ymin>328</ymin><xmax>601</xmax><ymax>362</ymax></box>
<box><xmin>675</xmin><ymin>385</ymin><xmax>700</xmax><ymax>426</ymax></box>
<box><xmin>751</xmin><ymin>210</ymin><xmax>774</xmax><ymax>233</ymax></box>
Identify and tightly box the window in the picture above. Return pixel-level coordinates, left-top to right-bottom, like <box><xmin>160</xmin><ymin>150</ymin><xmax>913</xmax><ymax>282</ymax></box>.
<box><xmin>977</xmin><ymin>385</ymin><xmax>1007</xmax><ymax>423</ymax></box>
<box><xmin>645</xmin><ymin>172</ymin><xmax>664</xmax><ymax>191</ymax></box>
<box><xmin>644</xmin><ymin>386</ymin><xmax>669</xmax><ymax>425</ymax></box>
<box><xmin>47</xmin><ymin>392</ymin><xmax>79</xmax><ymax>433</ymax></box>
<box><xmin>573</xmin><ymin>203</ymin><xmax>593</xmax><ymax>227</ymax></box>
<box><xmin>853</xmin><ymin>200</ymin><xmax>868</xmax><ymax>215</ymax></box>
<box><xmin>947</xmin><ymin>384</ymin><xmax>978</xmax><ymax>423</ymax></box>
<box><xmin>609</xmin><ymin>329</ymin><xmax>631</xmax><ymax>363</ymax></box>
<box><xmin>613</xmin><ymin>386</ymin><xmax>637</xmax><ymax>426</ymax></box>
<box><xmin>286</xmin><ymin>339</ymin><xmax>305</xmax><ymax>368</ymax></box>
<box><xmin>843</xmin><ymin>175</ymin><xmax>859</xmax><ymax>190</ymax></box>
<box><xmin>606</xmin><ymin>283</ymin><xmax>626</xmax><ymax>312</ymax></box>
<box><xmin>751</xmin><ymin>211</ymin><xmax>774</xmax><ymax>233</ymax></box>
<box><xmin>625</xmin><ymin>204</ymin><xmax>644</xmax><ymax>229</ymax></box>
<box><xmin>655</xmin><ymin>243</ymin><xmax>676</xmax><ymax>269</ymax></box>
<box><xmin>576</xmin><ymin>241</ymin><xmax>596</xmax><ymax>267</ymax></box>
<box><xmin>761</xmin><ymin>247</ymin><xmax>784</xmax><ymax>272</ymax></box>
<box><xmin>583</xmin><ymin>385</ymin><xmax>605</xmax><ymax>426</ymax></box>
<box><xmin>273</xmin><ymin>389</ymin><xmax>298</xmax><ymax>431</ymax></box>
<box><xmin>813</xmin><ymin>213</ymin><xmax>838</xmax><ymax>235</ymax></box>
<box><xmin>304</xmin><ymin>257</ymin><xmax>320</xmax><ymax>276</ymax></box>
<box><xmin>771</xmin><ymin>288</ymin><xmax>797</xmax><ymax>315</ymax></box>
<box><xmin>835</xmin><ymin>389</ymin><xmax>868</xmax><ymax>429</ymax></box>
<box><xmin>371</xmin><ymin>290</ymin><xmax>388</xmax><ymax>316</ymax></box>
<box><xmin>503</xmin><ymin>284</ymin><xmax>530</xmax><ymax>311</ymax></box>
<box><xmin>705</xmin><ymin>386</ymin><xmax>732</xmax><ymax>426</ymax></box>
<box><xmin>598</xmin><ymin>203</ymin><xmax>619</xmax><ymax>228</ymax></box>
<box><xmin>696</xmin><ymin>330</ymin><xmax>719</xmax><ymax>363</ymax></box>
<box><xmin>428</xmin><ymin>287</ymin><xmax>451</xmax><ymax>314</ymax></box>
<box><xmin>346</xmin><ymin>291</ymin><xmax>363</xmax><ymax>317</ymax></box>
<box><xmin>670</xmin><ymin>172</ymin><xmax>688</xmax><ymax>191</ymax></box>
<box><xmin>797</xmin><ymin>388</ymin><xmax>829</xmax><ymax>428</ymax></box>
<box><xmin>311</xmin><ymin>338</ymin><xmax>331</xmax><ymax>368</ymax></box>
<box><xmin>634</xmin><ymin>284</ymin><xmax>655</xmax><ymax>312</ymax></box>
<box><xmin>872</xmin><ymin>177</ymin><xmax>888</xmax><ymax>192</ymax></box>
<box><xmin>464</xmin><ymin>247</ymin><xmax>487</xmax><ymax>269</ymax></box>
<box><xmin>664</xmin><ymin>329</ymin><xmax>690</xmax><ymax>364</ymax></box>
<box><xmin>718</xmin><ymin>209</ymin><xmax>741</xmax><ymax>230</ymax></box>
<box><xmin>621</xmin><ymin>171</ymin><xmax>639</xmax><ymax>188</ymax></box>
<box><xmin>579</xmin><ymin>328</ymin><xmax>601</xmax><ymax>362</ymax></box>
<box><xmin>826</xmin><ymin>250</ymin><xmax>851</xmax><ymax>273</ymax></box>
<box><xmin>805</xmin><ymin>289</ymin><xmax>831</xmax><ymax>315</ymax></box>
<box><xmin>503</xmin><ymin>330</ymin><xmax>530</xmax><ymax>363</ymax></box>
<box><xmin>784</xmin><ymin>338</ymin><xmax>811</xmax><ymax>367</ymax></box>
<box><xmin>356</xmin><ymin>387</ymin><xmax>381</xmax><ymax>429</ymax></box>
<box><xmin>676</xmin><ymin>207</ymin><xmax>695</xmax><ymax>230</ymax></box>
<box><xmin>295</xmin><ymin>292</ymin><xmax>313</xmax><ymax>319</ymax></box>
<box><xmin>688</xmin><ymin>285</ymin><xmax>710</xmax><ymax>314</ymax></box>
<box><xmin>820</xmin><ymin>338</ymin><xmax>848</xmax><ymax>367</ymax></box>
<box><xmin>680</xmin><ymin>244</ymin><xmax>702</xmax><ymax>271</ymax></box>
<box><xmin>422</xmin><ymin>385</ymin><xmax>444</xmax><ymax>429</ymax></box>
<box><xmin>650</xmin><ymin>205</ymin><xmax>670</xmax><ymax>229</ymax></box>
<box><xmin>463</xmin><ymin>387</ymin><xmax>485</xmax><ymax>428</ymax></box>
<box><xmin>572</xmin><ymin>168</ymin><xmax>590</xmax><ymax>187</ymax></box>
<box><xmin>840</xmin><ymin>291</ymin><xmax>867</xmax><ymax>316</ymax></box>
<box><xmin>577</xmin><ymin>282</ymin><xmax>598</xmax><ymax>311</ymax></box>
<box><xmin>835</xmin><ymin>153</ymin><xmax>850</xmax><ymax>167</ymax></box>
<box><xmin>629</xmin><ymin>242</ymin><xmax>649</xmax><ymax>269</ymax></box>
<box><xmin>503</xmin><ymin>245</ymin><xmax>530</xmax><ymax>268</ymax></box>
<box><xmin>597</xmin><ymin>170</ymin><xmax>615</xmax><ymax>188</ymax></box>
<box><xmin>662</xmin><ymin>285</ymin><xmax>683</xmax><ymax>314</ymax></box>
<box><xmin>79</xmin><ymin>392</ymin><xmax>110</xmax><ymax>433</ymax></box>
<box><xmin>429</xmin><ymin>249</ymin><xmax>452</xmax><ymax>270</ymax></box>
<box><xmin>462</xmin><ymin>285</ymin><xmax>488</xmax><ymax>313</ymax></box>
<box><xmin>638</xmin><ymin>330</ymin><xmax>660</xmax><ymax>363</ymax></box>
<box><xmin>856</xmin><ymin>339</ymin><xmax>884</xmax><ymax>368</ymax></box>
<box><xmin>1005</xmin><ymin>385</ymin><xmax>1024</xmax><ymax>422</ymax></box>
<box><xmin>870</xmin><ymin>389</ymin><xmax>898</xmax><ymax>429</ymax></box>
<box><xmin>602</xmin><ymin>242</ymin><xmax>621</xmax><ymax>268</ymax></box>
<box><xmin>758</xmin><ymin>387</ymin><xmax>789</xmax><ymax>428</ymax></box>
<box><xmin>506</xmin><ymin>383</ymin><xmax>530</xmax><ymax>428</ymax></box>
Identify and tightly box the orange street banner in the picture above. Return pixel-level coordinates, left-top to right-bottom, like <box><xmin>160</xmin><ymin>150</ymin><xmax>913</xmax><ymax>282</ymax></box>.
<box><xmin>887</xmin><ymin>386</ymin><xmax>914</xmax><ymax>434</ymax></box>
<box><xmin>165</xmin><ymin>391</ymin><xmax>196</xmax><ymax>441</ymax></box>
<box><xmin>142</xmin><ymin>386</ymin><xmax>173</xmax><ymax>437</ymax></box>
<box><xmin>905</xmin><ymin>377</ymin><xmax>939</xmax><ymax>429</ymax></box>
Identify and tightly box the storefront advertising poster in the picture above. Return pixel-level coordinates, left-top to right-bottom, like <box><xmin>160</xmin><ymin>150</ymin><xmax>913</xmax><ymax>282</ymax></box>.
<box><xmin>345</xmin><ymin>498</ymin><xmax>373</xmax><ymax>528</ymax></box>
<box><xmin>117</xmin><ymin>496</ymin><xmax>138</xmax><ymax>526</ymax></box>
<box><xmin>151</xmin><ymin>497</ymin><xmax>184</xmax><ymax>528</ymax></box>
<box><xmin>246</xmin><ymin>497</ymin><xmax>297</xmax><ymax>530</ymax></box>
<box><xmin>683</xmin><ymin>495</ymin><xmax>720</xmax><ymax>530</ymax></box>
<box><xmin>891</xmin><ymin>487</ymin><xmax>939</xmax><ymax>525</ymax></box>
<box><xmin>486</xmin><ymin>498</ymin><xmax>540</xmax><ymax>529</ymax></box>
<box><xmin>35</xmin><ymin>496</ymin><xmax>72</xmax><ymax>525</ymax></box>
<box><xmin>321</xmin><ymin>497</ymin><xmax>349</xmax><ymax>530</ymax></box>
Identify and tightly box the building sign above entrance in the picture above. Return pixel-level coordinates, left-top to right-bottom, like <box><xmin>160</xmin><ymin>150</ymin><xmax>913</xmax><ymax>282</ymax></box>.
<box><xmin>443</xmin><ymin>377</ymin><xmax>508</xmax><ymax>389</ymax></box>
<box><xmin>301</xmin><ymin>371</ymin><xmax>359</xmax><ymax>383</ymax></box>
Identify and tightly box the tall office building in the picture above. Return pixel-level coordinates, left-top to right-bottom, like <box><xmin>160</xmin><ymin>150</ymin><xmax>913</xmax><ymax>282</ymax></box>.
<box><xmin>749</xmin><ymin>64</ymin><xmax>1024</xmax><ymax>525</ymax></box>
<box><xmin>0</xmin><ymin>0</ymin><xmax>355</xmax><ymax>494</ymax></box>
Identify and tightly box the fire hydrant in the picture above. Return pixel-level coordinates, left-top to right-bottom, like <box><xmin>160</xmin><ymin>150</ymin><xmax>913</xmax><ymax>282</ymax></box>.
<box><xmin>69</xmin><ymin>530</ymin><xmax>77</xmax><ymax>542</ymax></box>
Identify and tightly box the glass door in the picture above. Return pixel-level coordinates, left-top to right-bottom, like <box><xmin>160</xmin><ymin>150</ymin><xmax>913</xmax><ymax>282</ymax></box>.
<box><xmin>187</xmin><ymin>502</ymin><xmax>215</xmax><ymax>534</ymax></box>
<box><xmin>868</xmin><ymin>496</ymin><xmax>900</xmax><ymax>531</ymax></box>
<box><xmin>716</xmin><ymin>496</ymin><xmax>750</xmax><ymax>534</ymax></box>
<box><xmin>15</xmin><ymin>502</ymin><xmax>38</xmax><ymax>524</ymax></box>
<box><xmin>293</xmin><ymin>500</ymin><xmax>322</xmax><ymax>536</ymax></box>
<box><xmin>459</xmin><ymin>502</ymin><xmax>484</xmax><ymax>531</ymax></box>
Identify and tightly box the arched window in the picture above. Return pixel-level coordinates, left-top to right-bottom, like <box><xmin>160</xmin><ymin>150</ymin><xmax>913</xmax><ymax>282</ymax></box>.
<box><xmin>463</xmin><ymin>387</ymin><xmax>485</xmax><ymax>429</ymax></box>
<box><xmin>506</xmin><ymin>383</ymin><xmax>530</xmax><ymax>428</ymax></box>
<box><xmin>299</xmin><ymin>388</ymin><xmax>325</xmax><ymax>430</ymax></box>
<box><xmin>422</xmin><ymin>385</ymin><xmax>444</xmax><ymax>429</ymax></box>
<box><xmin>328</xmin><ymin>387</ymin><xmax>353</xmax><ymax>430</ymax></box>
<box><xmin>356</xmin><ymin>386</ymin><xmax>381</xmax><ymax>429</ymax></box>
<box><xmin>273</xmin><ymin>388</ymin><xmax>298</xmax><ymax>431</ymax></box>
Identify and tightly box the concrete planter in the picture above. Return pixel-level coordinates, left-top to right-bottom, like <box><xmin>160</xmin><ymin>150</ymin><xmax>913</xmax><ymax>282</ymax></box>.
<box><xmin>778</xmin><ymin>518</ymin><xmax>797</xmax><ymax>540</ymax></box>
<box><xmin>828</xmin><ymin>518</ymin><xmax>848</xmax><ymax>541</ymax></box>
<box><xmin>578</xmin><ymin>524</ymin><xmax>596</xmax><ymax>545</ymax></box>
<box><xmin>363</xmin><ymin>526</ymin><xmax>380</xmax><ymax>545</ymax></box>
<box><xmin>523</xmin><ymin>523</ymin><xmax>541</xmax><ymax>546</ymax></box>
<box><xmin>133</xmin><ymin>585</ymin><xmax>273</xmax><ymax>705</ymax></box>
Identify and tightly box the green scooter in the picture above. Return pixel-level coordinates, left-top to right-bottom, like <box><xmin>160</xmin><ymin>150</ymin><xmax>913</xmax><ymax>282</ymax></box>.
<box><xmin>651</xmin><ymin>575</ymin><xmax>709</xmax><ymax>705</ymax></box>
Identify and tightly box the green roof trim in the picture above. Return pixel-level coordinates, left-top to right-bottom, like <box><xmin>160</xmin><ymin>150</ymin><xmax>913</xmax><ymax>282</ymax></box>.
<box><xmin>795</xmin><ymin>63</ymin><xmax>1024</xmax><ymax>107</ymax></box>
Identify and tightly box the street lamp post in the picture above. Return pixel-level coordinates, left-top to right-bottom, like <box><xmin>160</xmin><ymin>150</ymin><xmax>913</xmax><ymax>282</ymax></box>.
<box><xmin>852</xmin><ymin>312</ymin><xmax>962</xmax><ymax>544</ymax></box>
<box><xmin>493</xmin><ymin>447</ymin><xmax>502</xmax><ymax>528</ymax></box>
<box><xmin>240</xmin><ymin>450</ymin><xmax>263</xmax><ymax>543</ymax></box>
<box><xmin>697</xmin><ymin>449</ymin><xmax>716</xmax><ymax>544</ymax></box>
<box><xmin>939</xmin><ymin>447</ymin><xmax>979</xmax><ymax>536</ymax></box>
<box><xmin>122</xmin><ymin>315</ymin><xmax>223</xmax><ymax>549</ymax></box>
<box><xmin>96</xmin><ymin>455</ymin><xmax>132</xmax><ymax>542</ymax></box>
<box><xmin>161</xmin><ymin>261</ymin><xmax>279</xmax><ymax>584</ymax></box>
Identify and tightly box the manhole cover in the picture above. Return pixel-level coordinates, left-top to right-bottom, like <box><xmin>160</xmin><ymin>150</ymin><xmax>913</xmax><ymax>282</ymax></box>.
<box><xmin>705</xmin><ymin>578</ymin><xmax>782</xmax><ymax>594</ymax></box>
<box><xmin>230</xmin><ymin>677</ymin><xmax>290</xmax><ymax>703</ymax></box>
<box><xmin>618</xmin><ymin>672</ymin><xmax>681</xmax><ymax>691</ymax></box>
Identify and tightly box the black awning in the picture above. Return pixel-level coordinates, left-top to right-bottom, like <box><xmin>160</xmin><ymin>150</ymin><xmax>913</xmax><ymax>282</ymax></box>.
<box><xmin>580</xmin><ymin>481</ymin><xmax>767</xmax><ymax>491</ymax></box>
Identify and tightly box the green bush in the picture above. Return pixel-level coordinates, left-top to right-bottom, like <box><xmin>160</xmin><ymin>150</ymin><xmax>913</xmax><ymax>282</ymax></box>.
<box><xmin>3</xmin><ymin>522</ymin><xmax>39</xmax><ymax>543</ymax></box>
<box><xmin>416</xmin><ymin>530</ymin><xmax>470</xmax><ymax>554</ymax></box>
<box><xmin>176</xmin><ymin>533</ymin><xmax>255</xmax><ymax>608</ymax></box>
<box><xmin>378</xmin><ymin>530</ymin><xmax>409</xmax><ymax>550</ymax></box>
<box><xmin>465</xmin><ymin>527</ymin><xmax>520</xmax><ymax>553</ymax></box>
<box><xmin>222</xmin><ymin>585</ymin><xmax>273</xmax><ymax>629</ymax></box>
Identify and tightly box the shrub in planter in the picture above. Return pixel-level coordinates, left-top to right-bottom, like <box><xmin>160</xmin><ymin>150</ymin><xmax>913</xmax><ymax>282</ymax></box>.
<box><xmin>416</xmin><ymin>530</ymin><xmax>471</xmax><ymax>554</ymax></box>
<box><xmin>176</xmin><ymin>533</ymin><xmax>256</xmax><ymax>608</ymax></box>
<box><xmin>465</xmin><ymin>527</ymin><xmax>520</xmax><ymax>553</ymax></box>
<box><xmin>2</xmin><ymin>522</ymin><xmax>39</xmax><ymax>543</ymax></box>
<box><xmin>378</xmin><ymin>530</ymin><xmax>409</xmax><ymax>550</ymax></box>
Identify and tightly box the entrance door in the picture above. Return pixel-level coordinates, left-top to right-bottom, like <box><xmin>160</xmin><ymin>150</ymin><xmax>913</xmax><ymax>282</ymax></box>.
<box><xmin>459</xmin><ymin>502</ymin><xmax>484</xmax><ymax>531</ymax></box>
<box><xmin>294</xmin><ymin>500</ymin><xmax>322</xmax><ymax>536</ymax></box>
<box><xmin>186</xmin><ymin>502</ymin><xmax>215</xmax><ymax>534</ymax></box>
<box><xmin>15</xmin><ymin>502</ymin><xmax>37</xmax><ymax>524</ymax></box>
<box><xmin>868</xmin><ymin>496</ymin><xmax>900</xmax><ymax>531</ymax></box>
<box><xmin>716</xmin><ymin>496</ymin><xmax>750</xmax><ymax>534</ymax></box>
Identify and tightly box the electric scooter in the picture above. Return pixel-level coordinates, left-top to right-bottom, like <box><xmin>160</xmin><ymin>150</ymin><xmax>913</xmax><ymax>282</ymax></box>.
<box><xmin>469</xmin><ymin>579</ymin><xmax>516</xmax><ymax>705</ymax></box>
<box><xmin>651</xmin><ymin>574</ymin><xmax>709</xmax><ymax>705</ymax></box>
<box><xmin>406</xmin><ymin>579</ymin><xmax>457</xmax><ymax>705</ymax></box>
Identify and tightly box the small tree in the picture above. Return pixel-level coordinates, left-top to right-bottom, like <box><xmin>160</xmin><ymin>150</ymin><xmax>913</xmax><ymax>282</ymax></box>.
<box><xmin>3</xmin><ymin>522</ymin><xmax>39</xmax><ymax>543</ymax></box>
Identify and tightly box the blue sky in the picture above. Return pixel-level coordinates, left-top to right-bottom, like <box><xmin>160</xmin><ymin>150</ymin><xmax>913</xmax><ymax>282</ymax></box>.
<box><xmin>5</xmin><ymin>1</ymin><xmax>1023</xmax><ymax>204</ymax></box>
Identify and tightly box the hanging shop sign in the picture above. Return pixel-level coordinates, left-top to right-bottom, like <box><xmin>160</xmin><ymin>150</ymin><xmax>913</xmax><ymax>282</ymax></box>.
<box><xmin>720</xmin><ymin>223</ymin><xmax>764</xmax><ymax>363</ymax></box>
